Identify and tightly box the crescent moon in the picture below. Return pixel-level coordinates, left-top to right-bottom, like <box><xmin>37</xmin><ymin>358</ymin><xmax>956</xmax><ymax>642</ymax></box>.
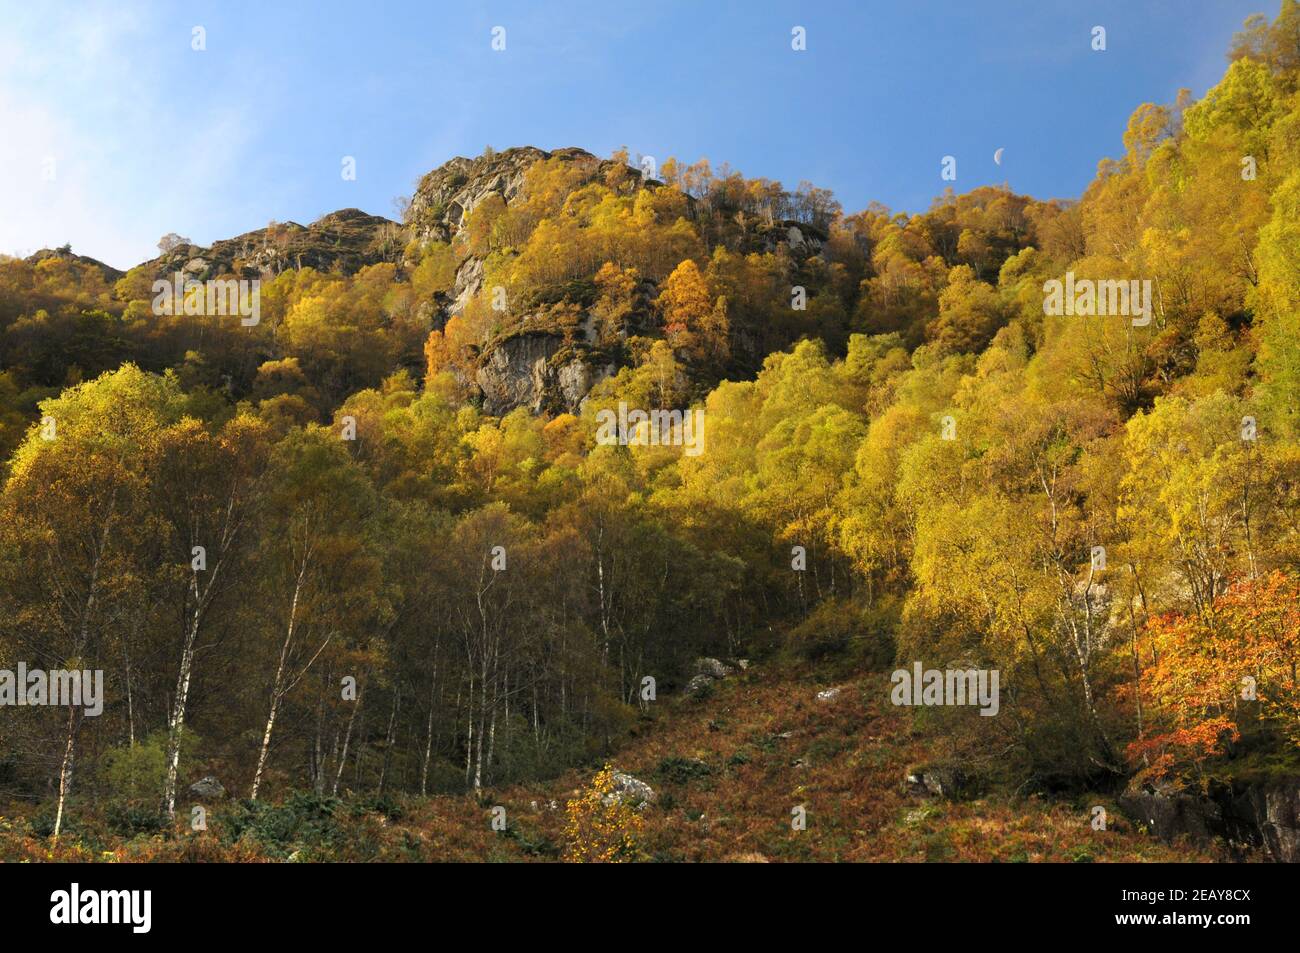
<box><xmin>993</xmin><ymin>148</ymin><xmax>1004</xmax><ymax>165</ymax></box>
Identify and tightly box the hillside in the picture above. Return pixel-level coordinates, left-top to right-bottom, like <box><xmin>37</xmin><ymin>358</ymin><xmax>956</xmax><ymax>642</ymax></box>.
<box><xmin>0</xmin><ymin>659</ymin><xmax>1218</xmax><ymax>862</ymax></box>
<box><xmin>0</xmin><ymin>2</ymin><xmax>1299</xmax><ymax>866</ymax></box>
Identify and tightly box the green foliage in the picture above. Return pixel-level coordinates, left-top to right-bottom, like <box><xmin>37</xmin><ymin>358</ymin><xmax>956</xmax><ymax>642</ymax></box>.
<box><xmin>2</xmin><ymin>6</ymin><xmax>1299</xmax><ymax>835</ymax></box>
<box><xmin>656</xmin><ymin>756</ymin><xmax>714</xmax><ymax>785</ymax></box>
<box><xmin>224</xmin><ymin>793</ymin><xmax>343</xmax><ymax>854</ymax></box>
<box><xmin>100</xmin><ymin>733</ymin><xmax>169</xmax><ymax>805</ymax></box>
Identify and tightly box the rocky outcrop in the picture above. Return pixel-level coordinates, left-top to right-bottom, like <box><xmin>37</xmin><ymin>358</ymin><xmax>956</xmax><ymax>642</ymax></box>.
<box><xmin>116</xmin><ymin>144</ymin><xmax>840</xmax><ymax>418</ymax></box>
<box><xmin>1119</xmin><ymin>775</ymin><xmax>1300</xmax><ymax>862</ymax></box>
<box><xmin>474</xmin><ymin>331</ymin><xmax>614</xmax><ymax>416</ymax></box>
<box><xmin>141</xmin><ymin>207</ymin><xmax>402</xmax><ymax>281</ymax></box>
<box><xmin>1119</xmin><ymin>780</ymin><xmax>1222</xmax><ymax>845</ymax></box>
<box><xmin>408</xmin><ymin>147</ymin><xmax>657</xmax><ymax>415</ymax></box>
<box><xmin>737</xmin><ymin>219</ymin><xmax>828</xmax><ymax>261</ymax></box>
<box><xmin>25</xmin><ymin>246</ymin><xmax>124</xmax><ymax>282</ymax></box>
<box><xmin>408</xmin><ymin>146</ymin><xmax>643</xmax><ymax>245</ymax></box>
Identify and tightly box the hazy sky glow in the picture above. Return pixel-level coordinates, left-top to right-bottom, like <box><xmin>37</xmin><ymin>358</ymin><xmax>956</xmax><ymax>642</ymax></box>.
<box><xmin>0</xmin><ymin>0</ymin><xmax>1268</xmax><ymax>269</ymax></box>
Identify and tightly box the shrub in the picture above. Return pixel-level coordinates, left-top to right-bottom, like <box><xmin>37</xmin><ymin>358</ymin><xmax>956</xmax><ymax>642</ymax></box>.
<box><xmin>786</xmin><ymin>599</ymin><xmax>857</xmax><ymax>661</ymax></box>
<box><xmin>99</xmin><ymin>729</ymin><xmax>199</xmax><ymax>806</ymax></box>
<box><xmin>656</xmin><ymin>756</ymin><xmax>713</xmax><ymax>785</ymax></box>
<box><xmin>786</xmin><ymin>597</ymin><xmax>898</xmax><ymax>668</ymax></box>
<box><xmin>106</xmin><ymin>803</ymin><xmax>170</xmax><ymax>837</ymax></box>
<box><xmin>223</xmin><ymin>791</ymin><xmax>342</xmax><ymax>854</ymax></box>
<box><xmin>563</xmin><ymin>764</ymin><xmax>645</xmax><ymax>863</ymax></box>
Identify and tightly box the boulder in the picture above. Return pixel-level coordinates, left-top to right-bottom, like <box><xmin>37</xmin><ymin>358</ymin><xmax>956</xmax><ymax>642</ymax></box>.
<box><xmin>695</xmin><ymin>657</ymin><xmax>734</xmax><ymax>679</ymax></box>
<box><xmin>604</xmin><ymin>771</ymin><xmax>656</xmax><ymax>809</ymax></box>
<box><xmin>685</xmin><ymin>673</ymin><xmax>715</xmax><ymax>698</ymax></box>
<box><xmin>815</xmin><ymin>687</ymin><xmax>842</xmax><ymax>702</ymax></box>
<box><xmin>905</xmin><ymin>764</ymin><xmax>976</xmax><ymax>800</ymax></box>
<box><xmin>188</xmin><ymin>776</ymin><xmax>226</xmax><ymax>800</ymax></box>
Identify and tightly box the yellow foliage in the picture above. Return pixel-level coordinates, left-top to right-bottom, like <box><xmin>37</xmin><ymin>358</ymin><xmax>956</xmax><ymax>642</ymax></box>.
<box><xmin>562</xmin><ymin>764</ymin><xmax>645</xmax><ymax>863</ymax></box>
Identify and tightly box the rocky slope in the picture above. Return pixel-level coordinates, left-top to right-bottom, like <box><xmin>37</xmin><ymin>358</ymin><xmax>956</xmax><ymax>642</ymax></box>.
<box><xmin>30</xmin><ymin>145</ymin><xmax>832</xmax><ymax>416</ymax></box>
<box><xmin>404</xmin><ymin>146</ymin><xmax>829</xmax><ymax>415</ymax></box>
<box><xmin>0</xmin><ymin>660</ymin><xmax>1219</xmax><ymax>862</ymax></box>
<box><xmin>24</xmin><ymin>246</ymin><xmax>124</xmax><ymax>282</ymax></box>
<box><xmin>407</xmin><ymin>145</ymin><xmax>626</xmax><ymax>245</ymax></box>
<box><xmin>140</xmin><ymin>207</ymin><xmax>403</xmax><ymax>282</ymax></box>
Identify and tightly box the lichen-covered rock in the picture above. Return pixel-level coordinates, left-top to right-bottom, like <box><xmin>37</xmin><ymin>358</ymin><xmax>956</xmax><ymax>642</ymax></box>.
<box><xmin>188</xmin><ymin>776</ymin><xmax>226</xmax><ymax>799</ymax></box>
<box><xmin>695</xmin><ymin>657</ymin><xmax>734</xmax><ymax>679</ymax></box>
<box><xmin>603</xmin><ymin>771</ymin><xmax>656</xmax><ymax>809</ymax></box>
<box><xmin>685</xmin><ymin>674</ymin><xmax>716</xmax><ymax>698</ymax></box>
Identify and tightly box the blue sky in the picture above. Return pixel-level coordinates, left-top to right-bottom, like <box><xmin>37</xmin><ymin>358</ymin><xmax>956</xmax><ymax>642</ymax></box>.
<box><xmin>0</xmin><ymin>0</ymin><xmax>1271</xmax><ymax>270</ymax></box>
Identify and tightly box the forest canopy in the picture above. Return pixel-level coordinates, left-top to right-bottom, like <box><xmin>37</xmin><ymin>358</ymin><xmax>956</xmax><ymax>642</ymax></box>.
<box><xmin>1</xmin><ymin>3</ymin><xmax>1299</xmax><ymax>855</ymax></box>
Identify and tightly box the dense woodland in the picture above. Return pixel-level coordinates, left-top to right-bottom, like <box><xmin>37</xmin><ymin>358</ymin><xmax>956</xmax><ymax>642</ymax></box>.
<box><xmin>1</xmin><ymin>5</ymin><xmax>1299</xmax><ymax>855</ymax></box>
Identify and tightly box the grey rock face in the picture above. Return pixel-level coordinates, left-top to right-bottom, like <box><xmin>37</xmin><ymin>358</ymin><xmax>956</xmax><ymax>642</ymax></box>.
<box><xmin>1252</xmin><ymin>782</ymin><xmax>1300</xmax><ymax>862</ymax></box>
<box><xmin>558</xmin><ymin>358</ymin><xmax>612</xmax><ymax>410</ymax></box>
<box><xmin>451</xmin><ymin>256</ymin><xmax>484</xmax><ymax>316</ymax></box>
<box><xmin>475</xmin><ymin>332</ymin><xmax>565</xmax><ymax>416</ymax></box>
<box><xmin>475</xmin><ymin>332</ymin><xmax>610</xmax><ymax>416</ymax></box>
<box><xmin>1117</xmin><ymin>776</ymin><xmax>1300</xmax><ymax>861</ymax></box>
<box><xmin>1216</xmin><ymin>779</ymin><xmax>1300</xmax><ymax>862</ymax></box>
<box><xmin>1119</xmin><ymin>781</ymin><xmax>1223</xmax><ymax>845</ymax></box>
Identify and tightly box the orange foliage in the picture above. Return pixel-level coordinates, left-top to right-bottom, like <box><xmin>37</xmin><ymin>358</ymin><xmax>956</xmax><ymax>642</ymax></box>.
<box><xmin>1129</xmin><ymin>571</ymin><xmax>1300</xmax><ymax>780</ymax></box>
